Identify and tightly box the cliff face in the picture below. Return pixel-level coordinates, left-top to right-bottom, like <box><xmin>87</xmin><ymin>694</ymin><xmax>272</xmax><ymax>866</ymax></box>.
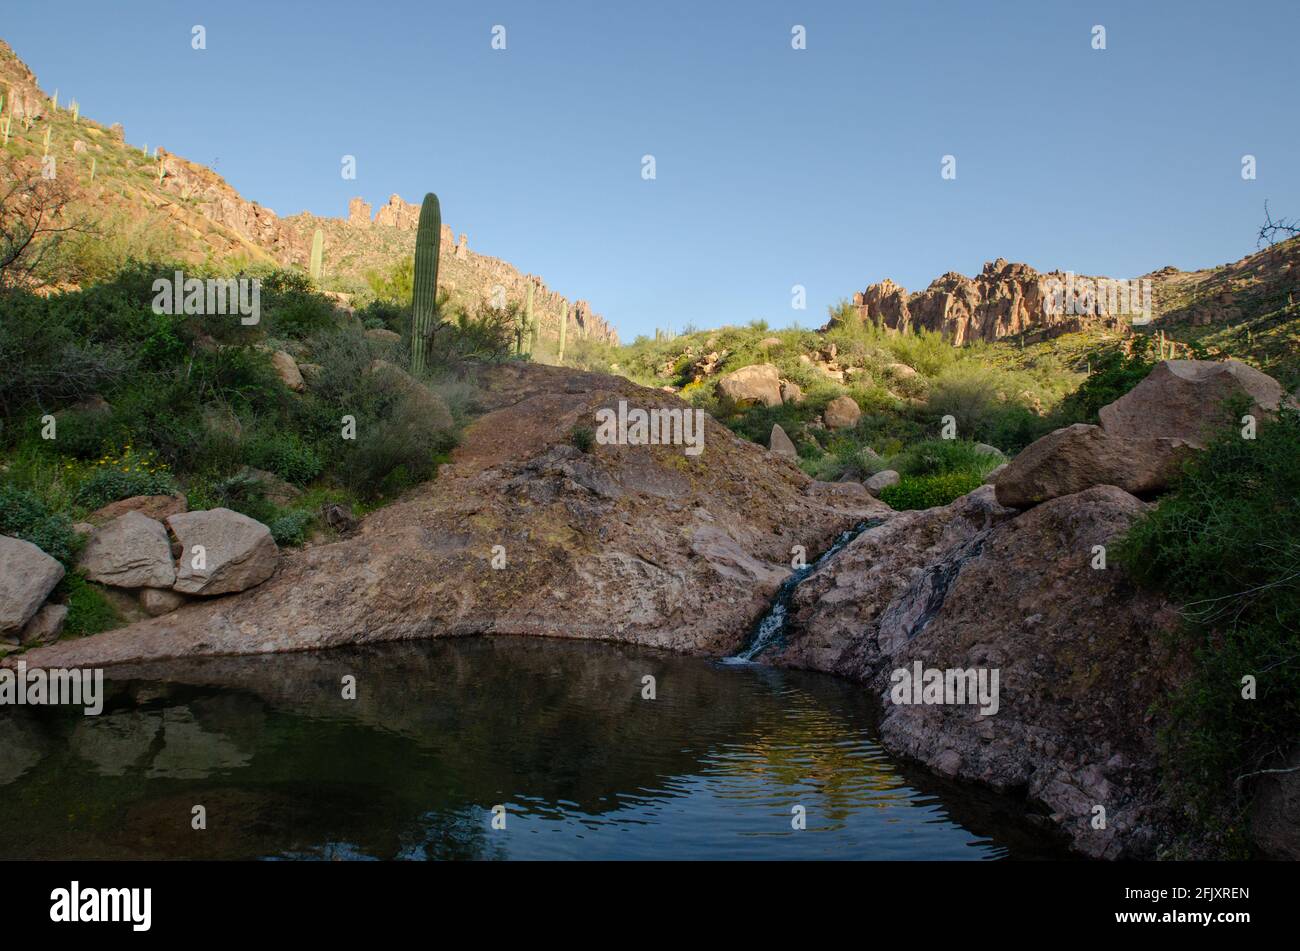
<box><xmin>0</xmin><ymin>38</ymin><xmax>617</xmax><ymax>346</ymax></box>
<box><xmin>842</xmin><ymin>258</ymin><xmax>1132</xmax><ymax>344</ymax></box>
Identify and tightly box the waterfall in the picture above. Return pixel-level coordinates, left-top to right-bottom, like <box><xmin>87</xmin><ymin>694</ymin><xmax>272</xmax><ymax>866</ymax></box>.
<box><xmin>725</xmin><ymin>519</ymin><xmax>882</xmax><ymax>663</ymax></box>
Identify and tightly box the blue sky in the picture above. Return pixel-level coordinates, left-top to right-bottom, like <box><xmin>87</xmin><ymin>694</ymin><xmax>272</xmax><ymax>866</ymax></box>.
<box><xmin>5</xmin><ymin>0</ymin><xmax>1297</xmax><ymax>339</ymax></box>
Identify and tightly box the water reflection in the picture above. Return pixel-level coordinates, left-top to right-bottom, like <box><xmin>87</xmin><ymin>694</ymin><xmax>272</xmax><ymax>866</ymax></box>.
<box><xmin>0</xmin><ymin>637</ymin><xmax>1064</xmax><ymax>860</ymax></box>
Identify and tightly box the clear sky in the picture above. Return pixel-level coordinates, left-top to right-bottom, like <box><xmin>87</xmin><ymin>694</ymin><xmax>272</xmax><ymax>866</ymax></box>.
<box><xmin>4</xmin><ymin>0</ymin><xmax>1297</xmax><ymax>339</ymax></box>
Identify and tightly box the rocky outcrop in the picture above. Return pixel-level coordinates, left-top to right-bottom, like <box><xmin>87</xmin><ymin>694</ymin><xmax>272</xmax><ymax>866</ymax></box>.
<box><xmin>79</xmin><ymin>512</ymin><xmax>176</xmax><ymax>589</ymax></box>
<box><xmin>769</xmin><ymin>484</ymin><xmax>1183</xmax><ymax>858</ymax></box>
<box><xmin>0</xmin><ymin>536</ymin><xmax>65</xmax><ymax>636</ymax></box>
<box><xmin>996</xmin><ymin>359</ymin><xmax>1288</xmax><ymax>508</ymax></box>
<box><xmin>168</xmin><ymin>509</ymin><xmax>279</xmax><ymax>596</ymax></box>
<box><xmin>16</xmin><ymin>364</ymin><xmax>884</xmax><ymax>669</ymax></box>
<box><xmin>840</xmin><ymin>259</ymin><xmax>1132</xmax><ymax>345</ymax></box>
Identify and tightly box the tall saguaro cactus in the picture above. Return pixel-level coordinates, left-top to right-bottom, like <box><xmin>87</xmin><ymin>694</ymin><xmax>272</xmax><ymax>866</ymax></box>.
<box><xmin>523</xmin><ymin>284</ymin><xmax>535</xmax><ymax>356</ymax></box>
<box><xmin>309</xmin><ymin>228</ymin><xmax>324</xmax><ymax>282</ymax></box>
<box><xmin>410</xmin><ymin>192</ymin><xmax>442</xmax><ymax>375</ymax></box>
<box><xmin>557</xmin><ymin>303</ymin><xmax>568</xmax><ymax>365</ymax></box>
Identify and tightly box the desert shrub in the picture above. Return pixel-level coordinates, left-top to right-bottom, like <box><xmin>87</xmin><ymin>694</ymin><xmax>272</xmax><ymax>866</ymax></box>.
<box><xmin>0</xmin><ymin>483</ymin><xmax>79</xmax><ymax>566</ymax></box>
<box><xmin>335</xmin><ymin>386</ymin><xmax>457</xmax><ymax>498</ymax></box>
<box><xmin>1117</xmin><ymin>407</ymin><xmax>1300</xmax><ymax>854</ymax></box>
<box><xmin>892</xmin><ymin>439</ymin><xmax>1001</xmax><ymax>478</ymax></box>
<box><xmin>879</xmin><ymin>471</ymin><xmax>984</xmax><ymax>510</ymax></box>
<box><xmin>267</xmin><ymin>509</ymin><xmax>313</xmax><ymax>547</ymax></box>
<box><xmin>261</xmin><ymin>269</ymin><xmax>336</xmax><ymax>338</ymax></box>
<box><xmin>570</xmin><ymin>426</ymin><xmax>595</xmax><ymax>453</ymax></box>
<box><xmin>74</xmin><ymin>448</ymin><xmax>179</xmax><ymax>509</ymax></box>
<box><xmin>925</xmin><ymin>364</ymin><xmax>1006</xmax><ymax>436</ymax></box>
<box><xmin>245</xmin><ymin>431</ymin><xmax>324</xmax><ymax>485</ymax></box>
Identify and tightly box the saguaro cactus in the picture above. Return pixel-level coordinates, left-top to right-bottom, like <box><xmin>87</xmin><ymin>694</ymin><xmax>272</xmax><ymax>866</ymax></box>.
<box><xmin>409</xmin><ymin>192</ymin><xmax>442</xmax><ymax>375</ymax></box>
<box><xmin>523</xmin><ymin>284</ymin><xmax>535</xmax><ymax>356</ymax></box>
<box><xmin>557</xmin><ymin>303</ymin><xmax>568</xmax><ymax>365</ymax></box>
<box><xmin>309</xmin><ymin>228</ymin><xmax>324</xmax><ymax>281</ymax></box>
<box><xmin>89</xmin><ymin>156</ymin><xmax>96</xmax><ymax>181</ymax></box>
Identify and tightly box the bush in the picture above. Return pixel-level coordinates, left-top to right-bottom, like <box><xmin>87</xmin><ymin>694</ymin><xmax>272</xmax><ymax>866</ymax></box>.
<box><xmin>60</xmin><ymin>573</ymin><xmax>121</xmax><ymax>638</ymax></box>
<box><xmin>245</xmin><ymin>431</ymin><xmax>324</xmax><ymax>485</ymax></box>
<box><xmin>570</xmin><ymin>426</ymin><xmax>595</xmax><ymax>453</ymax></box>
<box><xmin>926</xmin><ymin>364</ymin><xmax>1005</xmax><ymax>436</ymax></box>
<box><xmin>1116</xmin><ymin>407</ymin><xmax>1300</xmax><ymax>854</ymax></box>
<box><xmin>268</xmin><ymin>509</ymin><xmax>313</xmax><ymax>547</ymax></box>
<box><xmin>1052</xmin><ymin>342</ymin><xmax>1154</xmax><ymax>425</ymax></box>
<box><xmin>74</xmin><ymin>449</ymin><xmax>179</xmax><ymax>510</ymax></box>
<box><xmin>893</xmin><ymin>439</ymin><xmax>1001</xmax><ymax>478</ymax></box>
<box><xmin>0</xmin><ymin>483</ymin><xmax>80</xmax><ymax>567</ymax></box>
<box><xmin>879</xmin><ymin>471</ymin><xmax>985</xmax><ymax>510</ymax></box>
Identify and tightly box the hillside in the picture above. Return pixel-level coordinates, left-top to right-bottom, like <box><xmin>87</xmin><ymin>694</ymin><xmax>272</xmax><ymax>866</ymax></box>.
<box><xmin>0</xmin><ymin>38</ymin><xmax>617</xmax><ymax>346</ymax></box>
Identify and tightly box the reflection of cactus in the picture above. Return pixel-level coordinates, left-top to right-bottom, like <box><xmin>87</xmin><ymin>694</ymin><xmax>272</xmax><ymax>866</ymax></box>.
<box><xmin>409</xmin><ymin>192</ymin><xmax>441</xmax><ymax>375</ymax></box>
<box><xmin>557</xmin><ymin>303</ymin><xmax>568</xmax><ymax>365</ymax></box>
<box><xmin>309</xmin><ymin>228</ymin><xmax>324</xmax><ymax>281</ymax></box>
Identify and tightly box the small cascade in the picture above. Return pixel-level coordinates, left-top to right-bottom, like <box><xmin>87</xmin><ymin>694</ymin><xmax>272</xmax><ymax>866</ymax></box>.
<box><xmin>726</xmin><ymin>519</ymin><xmax>882</xmax><ymax>663</ymax></box>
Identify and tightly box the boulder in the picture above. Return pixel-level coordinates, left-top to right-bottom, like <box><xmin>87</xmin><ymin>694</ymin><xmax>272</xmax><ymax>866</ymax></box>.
<box><xmin>167</xmin><ymin>508</ymin><xmax>278</xmax><ymax>596</ymax></box>
<box><xmin>21</xmin><ymin>603</ymin><xmax>67</xmax><ymax>646</ymax></box>
<box><xmin>1249</xmin><ymin>745</ymin><xmax>1300</xmax><ymax>860</ymax></box>
<box><xmin>715</xmin><ymin>364</ymin><xmax>782</xmax><ymax>408</ymax></box>
<box><xmin>1099</xmin><ymin>359</ymin><xmax>1288</xmax><ymax>448</ymax></box>
<box><xmin>864</xmin><ymin>469</ymin><xmax>900</xmax><ymax>496</ymax></box>
<box><xmin>780</xmin><ymin>381</ymin><xmax>804</xmax><ymax>404</ymax></box>
<box><xmin>994</xmin><ymin>424</ymin><xmax>1195</xmax><ymax>508</ymax></box>
<box><xmin>0</xmin><ymin>536</ymin><xmax>65</xmax><ymax>635</ymax></box>
<box><xmin>298</xmin><ymin>362</ymin><xmax>324</xmax><ymax>386</ymax></box>
<box><xmin>759</xmin><ymin>337</ymin><xmax>783</xmax><ymax>349</ymax></box>
<box><xmin>983</xmin><ymin>462</ymin><xmax>1007</xmax><ymax>484</ymax></box>
<box><xmin>823</xmin><ymin>395</ymin><xmax>862</xmax><ymax>430</ymax></box>
<box><xmin>270</xmin><ymin>350</ymin><xmax>305</xmax><ymax>392</ymax></box>
<box><xmin>139</xmin><ymin>588</ymin><xmax>187</xmax><ymax>617</ymax></box>
<box><xmin>364</xmin><ymin>327</ymin><xmax>402</xmax><ymax>344</ymax></box>
<box><xmin>79</xmin><ymin>512</ymin><xmax>176</xmax><ymax>589</ymax></box>
<box><xmin>88</xmin><ymin>493</ymin><xmax>188</xmax><ymax>526</ymax></box>
<box><xmin>886</xmin><ymin>362</ymin><xmax>919</xmax><ymax>380</ymax></box>
<box><xmin>768</xmin><ymin>424</ymin><xmax>798</xmax><ymax>460</ymax></box>
<box><xmin>973</xmin><ymin>443</ymin><xmax>1006</xmax><ymax>462</ymax></box>
<box><xmin>236</xmin><ymin>466</ymin><xmax>301</xmax><ymax>506</ymax></box>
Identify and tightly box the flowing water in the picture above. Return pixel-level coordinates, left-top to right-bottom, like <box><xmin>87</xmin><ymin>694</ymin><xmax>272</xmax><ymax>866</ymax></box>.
<box><xmin>0</xmin><ymin>637</ymin><xmax>1063</xmax><ymax>860</ymax></box>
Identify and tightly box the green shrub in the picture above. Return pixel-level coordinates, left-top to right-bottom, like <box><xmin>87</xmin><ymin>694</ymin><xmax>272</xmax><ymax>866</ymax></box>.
<box><xmin>879</xmin><ymin>471</ymin><xmax>984</xmax><ymax>510</ymax></box>
<box><xmin>268</xmin><ymin>509</ymin><xmax>313</xmax><ymax>547</ymax></box>
<box><xmin>0</xmin><ymin>483</ymin><xmax>80</xmax><ymax>567</ymax></box>
<box><xmin>245</xmin><ymin>431</ymin><xmax>323</xmax><ymax>485</ymax></box>
<box><xmin>893</xmin><ymin>439</ymin><xmax>1001</xmax><ymax>478</ymax></box>
<box><xmin>60</xmin><ymin>573</ymin><xmax>121</xmax><ymax>638</ymax></box>
<box><xmin>1117</xmin><ymin>407</ymin><xmax>1300</xmax><ymax>854</ymax></box>
<box><xmin>1051</xmin><ymin>342</ymin><xmax>1154</xmax><ymax>425</ymax></box>
<box><xmin>570</xmin><ymin>426</ymin><xmax>595</xmax><ymax>453</ymax></box>
<box><xmin>74</xmin><ymin>456</ymin><xmax>179</xmax><ymax>510</ymax></box>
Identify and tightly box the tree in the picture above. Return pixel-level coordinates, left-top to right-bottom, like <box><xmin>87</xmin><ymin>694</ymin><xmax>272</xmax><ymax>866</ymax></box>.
<box><xmin>1257</xmin><ymin>200</ymin><xmax>1300</xmax><ymax>248</ymax></box>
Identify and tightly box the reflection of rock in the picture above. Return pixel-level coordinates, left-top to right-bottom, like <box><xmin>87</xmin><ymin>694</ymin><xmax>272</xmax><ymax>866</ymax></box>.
<box><xmin>146</xmin><ymin>706</ymin><xmax>251</xmax><ymax>779</ymax></box>
<box><xmin>0</xmin><ymin>715</ymin><xmax>46</xmax><ymax>785</ymax></box>
<box><xmin>71</xmin><ymin>710</ymin><xmax>163</xmax><ymax>777</ymax></box>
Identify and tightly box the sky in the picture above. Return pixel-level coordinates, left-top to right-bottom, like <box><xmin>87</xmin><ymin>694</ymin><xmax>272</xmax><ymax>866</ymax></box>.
<box><xmin>4</xmin><ymin>0</ymin><xmax>1297</xmax><ymax>340</ymax></box>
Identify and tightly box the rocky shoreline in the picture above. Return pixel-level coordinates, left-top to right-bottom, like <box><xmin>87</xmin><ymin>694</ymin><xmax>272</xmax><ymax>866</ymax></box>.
<box><xmin>5</xmin><ymin>359</ymin><xmax>1296</xmax><ymax>859</ymax></box>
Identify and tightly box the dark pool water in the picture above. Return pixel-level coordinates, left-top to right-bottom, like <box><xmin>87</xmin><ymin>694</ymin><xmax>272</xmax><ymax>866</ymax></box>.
<box><xmin>0</xmin><ymin>637</ymin><xmax>1062</xmax><ymax>860</ymax></box>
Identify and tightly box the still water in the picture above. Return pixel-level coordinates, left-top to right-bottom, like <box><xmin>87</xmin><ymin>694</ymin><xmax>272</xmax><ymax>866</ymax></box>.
<box><xmin>0</xmin><ymin>637</ymin><xmax>1063</xmax><ymax>859</ymax></box>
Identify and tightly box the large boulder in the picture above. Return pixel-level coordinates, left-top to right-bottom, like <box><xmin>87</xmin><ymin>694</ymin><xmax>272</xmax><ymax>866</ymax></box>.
<box><xmin>715</xmin><ymin>364</ymin><xmax>782</xmax><ymax>408</ymax></box>
<box><xmin>768</xmin><ymin>424</ymin><xmax>797</xmax><ymax>460</ymax></box>
<box><xmin>1100</xmin><ymin>359</ymin><xmax>1288</xmax><ymax>447</ymax></box>
<box><xmin>823</xmin><ymin>395</ymin><xmax>861</xmax><ymax>430</ymax></box>
<box><xmin>270</xmin><ymin>350</ymin><xmax>305</xmax><ymax>392</ymax></box>
<box><xmin>168</xmin><ymin>509</ymin><xmax>279</xmax><ymax>596</ymax></box>
<box><xmin>79</xmin><ymin>512</ymin><xmax>176</xmax><ymax>589</ymax></box>
<box><xmin>88</xmin><ymin>493</ymin><xmax>188</xmax><ymax>526</ymax></box>
<box><xmin>994</xmin><ymin>424</ymin><xmax>1194</xmax><ymax>508</ymax></box>
<box><xmin>139</xmin><ymin>588</ymin><xmax>187</xmax><ymax>617</ymax></box>
<box><xmin>864</xmin><ymin>469</ymin><xmax>900</xmax><ymax>497</ymax></box>
<box><xmin>0</xmin><ymin>535</ymin><xmax>65</xmax><ymax>635</ymax></box>
<box><xmin>21</xmin><ymin>603</ymin><xmax>67</xmax><ymax>646</ymax></box>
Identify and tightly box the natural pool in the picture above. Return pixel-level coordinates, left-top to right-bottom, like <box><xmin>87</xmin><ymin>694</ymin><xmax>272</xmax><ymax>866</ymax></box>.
<box><xmin>0</xmin><ymin>637</ymin><xmax>1064</xmax><ymax>860</ymax></box>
